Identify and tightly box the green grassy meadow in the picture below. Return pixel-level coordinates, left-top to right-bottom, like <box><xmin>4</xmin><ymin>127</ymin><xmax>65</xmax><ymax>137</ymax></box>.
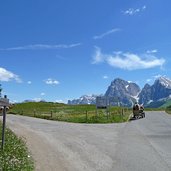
<box><xmin>9</xmin><ymin>102</ymin><xmax>132</xmax><ymax>123</ymax></box>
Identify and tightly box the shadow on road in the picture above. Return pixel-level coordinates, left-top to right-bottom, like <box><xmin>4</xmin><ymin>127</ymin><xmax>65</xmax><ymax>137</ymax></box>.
<box><xmin>129</xmin><ymin>116</ymin><xmax>145</xmax><ymax>121</ymax></box>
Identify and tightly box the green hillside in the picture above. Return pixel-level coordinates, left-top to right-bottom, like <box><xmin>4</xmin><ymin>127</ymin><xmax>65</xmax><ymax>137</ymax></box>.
<box><xmin>145</xmin><ymin>99</ymin><xmax>171</xmax><ymax>109</ymax></box>
<box><xmin>159</xmin><ymin>99</ymin><xmax>171</xmax><ymax>108</ymax></box>
<box><xmin>9</xmin><ymin>102</ymin><xmax>96</xmax><ymax>115</ymax></box>
<box><xmin>145</xmin><ymin>101</ymin><xmax>165</xmax><ymax>108</ymax></box>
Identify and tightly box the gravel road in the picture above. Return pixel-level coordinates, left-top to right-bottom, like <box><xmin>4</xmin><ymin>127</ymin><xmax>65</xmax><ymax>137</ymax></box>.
<box><xmin>1</xmin><ymin>111</ymin><xmax>171</xmax><ymax>171</ymax></box>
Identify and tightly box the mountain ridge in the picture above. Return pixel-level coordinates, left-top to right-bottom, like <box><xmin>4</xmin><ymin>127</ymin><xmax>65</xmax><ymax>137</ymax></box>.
<box><xmin>68</xmin><ymin>76</ymin><xmax>171</xmax><ymax>107</ymax></box>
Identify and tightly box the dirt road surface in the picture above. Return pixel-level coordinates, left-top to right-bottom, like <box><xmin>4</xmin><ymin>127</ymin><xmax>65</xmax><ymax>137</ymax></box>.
<box><xmin>1</xmin><ymin>111</ymin><xmax>171</xmax><ymax>171</ymax></box>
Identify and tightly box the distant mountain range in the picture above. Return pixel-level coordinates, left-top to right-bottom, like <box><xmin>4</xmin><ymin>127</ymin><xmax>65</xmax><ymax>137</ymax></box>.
<box><xmin>139</xmin><ymin>77</ymin><xmax>171</xmax><ymax>107</ymax></box>
<box><xmin>68</xmin><ymin>76</ymin><xmax>171</xmax><ymax>108</ymax></box>
<box><xmin>68</xmin><ymin>95</ymin><xmax>98</xmax><ymax>105</ymax></box>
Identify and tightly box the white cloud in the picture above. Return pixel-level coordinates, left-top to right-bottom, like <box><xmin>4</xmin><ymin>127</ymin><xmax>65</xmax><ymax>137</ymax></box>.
<box><xmin>40</xmin><ymin>92</ymin><xmax>45</xmax><ymax>96</ymax></box>
<box><xmin>92</xmin><ymin>46</ymin><xmax>105</xmax><ymax>64</ymax></box>
<box><xmin>142</xmin><ymin>6</ymin><xmax>146</xmax><ymax>10</ymax></box>
<box><xmin>27</xmin><ymin>81</ymin><xmax>32</xmax><ymax>84</ymax></box>
<box><xmin>146</xmin><ymin>74</ymin><xmax>166</xmax><ymax>84</ymax></box>
<box><xmin>123</xmin><ymin>8</ymin><xmax>139</xmax><ymax>15</ymax></box>
<box><xmin>0</xmin><ymin>43</ymin><xmax>82</xmax><ymax>51</ymax></box>
<box><xmin>123</xmin><ymin>5</ymin><xmax>146</xmax><ymax>16</ymax></box>
<box><xmin>45</xmin><ymin>78</ymin><xmax>59</xmax><ymax>85</ymax></box>
<box><xmin>103</xmin><ymin>75</ymin><xmax>109</xmax><ymax>79</ymax></box>
<box><xmin>0</xmin><ymin>67</ymin><xmax>22</xmax><ymax>82</ymax></box>
<box><xmin>93</xmin><ymin>28</ymin><xmax>121</xmax><ymax>40</ymax></box>
<box><xmin>146</xmin><ymin>49</ymin><xmax>158</xmax><ymax>54</ymax></box>
<box><xmin>92</xmin><ymin>47</ymin><xmax>165</xmax><ymax>70</ymax></box>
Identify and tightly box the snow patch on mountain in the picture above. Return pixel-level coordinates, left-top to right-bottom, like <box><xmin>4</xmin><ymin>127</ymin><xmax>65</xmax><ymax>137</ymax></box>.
<box><xmin>158</xmin><ymin>77</ymin><xmax>171</xmax><ymax>88</ymax></box>
<box><xmin>125</xmin><ymin>85</ymin><xmax>129</xmax><ymax>90</ymax></box>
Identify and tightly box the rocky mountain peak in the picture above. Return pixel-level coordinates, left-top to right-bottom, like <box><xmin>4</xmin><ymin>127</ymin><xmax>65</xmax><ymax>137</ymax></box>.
<box><xmin>138</xmin><ymin>83</ymin><xmax>152</xmax><ymax>105</ymax></box>
<box><xmin>139</xmin><ymin>76</ymin><xmax>171</xmax><ymax>106</ymax></box>
<box><xmin>105</xmin><ymin>78</ymin><xmax>140</xmax><ymax>106</ymax></box>
<box><xmin>111</xmin><ymin>78</ymin><xmax>127</xmax><ymax>86</ymax></box>
<box><xmin>144</xmin><ymin>83</ymin><xmax>151</xmax><ymax>88</ymax></box>
<box><xmin>155</xmin><ymin>76</ymin><xmax>171</xmax><ymax>89</ymax></box>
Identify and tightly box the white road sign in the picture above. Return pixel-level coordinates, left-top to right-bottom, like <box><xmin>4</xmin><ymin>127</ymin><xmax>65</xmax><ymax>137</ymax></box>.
<box><xmin>0</xmin><ymin>98</ymin><xmax>10</xmax><ymax>106</ymax></box>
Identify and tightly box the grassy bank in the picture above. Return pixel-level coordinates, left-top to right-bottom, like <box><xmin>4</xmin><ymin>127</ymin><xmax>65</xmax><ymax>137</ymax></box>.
<box><xmin>165</xmin><ymin>105</ymin><xmax>171</xmax><ymax>115</ymax></box>
<box><xmin>166</xmin><ymin>110</ymin><xmax>171</xmax><ymax>114</ymax></box>
<box><xmin>144</xmin><ymin>108</ymin><xmax>165</xmax><ymax>111</ymax></box>
<box><xmin>9</xmin><ymin>102</ymin><xmax>131</xmax><ymax>123</ymax></box>
<box><xmin>0</xmin><ymin>122</ymin><xmax>34</xmax><ymax>171</ymax></box>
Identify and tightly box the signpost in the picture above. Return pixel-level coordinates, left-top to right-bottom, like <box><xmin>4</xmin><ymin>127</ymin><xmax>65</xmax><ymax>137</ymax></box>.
<box><xmin>108</xmin><ymin>97</ymin><xmax>120</xmax><ymax>107</ymax></box>
<box><xmin>96</xmin><ymin>96</ymin><xmax>121</xmax><ymax>118</ymax></box>
<box><xmin>0</xmin><ymin>95</ymin><xmax>10</xmax><ymax>150</ymax></box>
<box><xmin>0</xmin><ymin>97</ymin><xmax>9</xmax><ymax>106</ymax></box>
<box><xmin>96</xmin><ymin>96</ymin><xmax>110</xmax><ymax>117</ymax></box>
<box><xmin>96</xmin><ymin>96</ymin><xmax>120</xmax><ymax>108</ymax></box>
<box><xmin>96</xmin><ymin>96</ymin><xmax>109</xmax><ymax>109</ymax></box>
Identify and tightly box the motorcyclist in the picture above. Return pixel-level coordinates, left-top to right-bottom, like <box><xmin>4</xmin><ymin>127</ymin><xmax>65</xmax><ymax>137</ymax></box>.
<box><xmin>139</xmin><ymin>105</ymin><xmax>144</xmax><ymax>112</ymax></box>
<box><xmin>133</xmin><ymin>102</ymin><xmax>140</xmax><ymax>110</ymax></box>
<box><xmin>133</xmin><ymin>102</ymin><xmax>140</xmax><ymax>118</ymax></box>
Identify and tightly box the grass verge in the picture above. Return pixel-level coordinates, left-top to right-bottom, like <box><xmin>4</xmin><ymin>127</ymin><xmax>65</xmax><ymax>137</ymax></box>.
<box><xmin>144</xmin><ymin>108</ymin><xmax>165</xmax><ymax>111</ymax></box>
<box><xmin>165</xmin><ymin>109</ymin><xmax>171</xmax><ymax>115</ymax></box>
<box><xmin>0</xmin><ymin>121</ymin><xmax>34</xmax><ymax>171</ymax></box>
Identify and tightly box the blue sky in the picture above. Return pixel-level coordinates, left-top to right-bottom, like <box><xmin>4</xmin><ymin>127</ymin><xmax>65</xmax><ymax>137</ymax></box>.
<box><xmin>0</xmin><ymin>0</ymin><xmax>171</xmax><ymax>103</ymax></box>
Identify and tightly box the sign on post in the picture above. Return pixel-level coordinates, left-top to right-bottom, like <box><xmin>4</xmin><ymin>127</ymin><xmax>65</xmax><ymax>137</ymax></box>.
<box><xmin>0</xmin><ymin>97</ymin><xmax>10</xmax><ymax>107</ymax></box>
<box><xmin>96</xmin><ymin>96</ymin><xmax>121</xmax><ymax>108</ymax></box>
<box><xmin>1</xmin><ymin>95</ymin><xmax>9</xmax><ymax>150</ymax></box>
<box><xmin>108</xmin><ymin>97</ymin><xmax>120</xmax><ymax>106</ymax></box>
<box><xmin>96</xmin><ymin>96</ymin><xmax>109</xmax><ymax>109</ymax></box>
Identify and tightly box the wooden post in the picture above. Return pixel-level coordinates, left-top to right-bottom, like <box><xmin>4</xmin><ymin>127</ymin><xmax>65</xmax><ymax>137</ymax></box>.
<box><xmin>1</xmin><ymin>95</ymin><xmax>7</xmax><ymax>150</ymax></box>
<box><xmin>34</xmin><ymin>109</ymin><xmax>36</xmax><ymax>117</ymax></box>
<box><xmin>86</xmin><ymin>110</ymin><xmax>88</xmax><ymax>123</ymax></box>
<box><xmin>51</xmin><ymin>111</ymin><xmax>53</xmax><ymax>118</ymax></box>
<box><xmin>112</xmin><ymin>110</ymin><xmax>115</xmax><ymax>119</ymax></box>
<box><xmin>121</xmin><ymin>108</ymin><xmax>124</xmax><ymax>120</ymax></box>
<box><xmin>106</xmin><ymin>108</ymin><xmax>109</xmax><ymax>120</ymax></box>
<box><xmin>122</xmin><ymin>108</ymin><xmax>124</xmax><ymax>116</ymax></box>
<box><xmin>1</xmin><ymin>106</ymin><xmax>6</xmax><ymax>150</ymax></box>
<box><xmin>96</xmin><ymin>108</ymin><xmax>98</xmax><ymax>119</ymax></box>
